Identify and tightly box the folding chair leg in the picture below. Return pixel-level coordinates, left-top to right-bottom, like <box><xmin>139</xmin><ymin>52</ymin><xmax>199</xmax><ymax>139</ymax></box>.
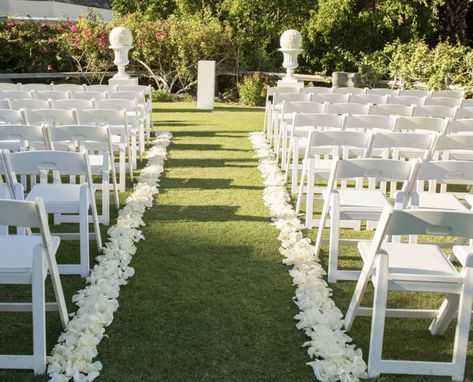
<box><xmin>32</xmin><ymin>254</ymin><xmax>46</xmax><ymax>375</ymax></box>
<box><xmin>296</xmin><ymin>158</ymin><xmax>307</xmax><ymax>213</ymax></box>
<box><xmin>291</xmin><ymin>142</ymin><xmax>299</xmax><ymax>195</ymax></box>
<box><xmin>102</xmin><ymin>177</ymin><xmax>110</xmax><ymax>226</ymax></box>
<box><xmin>429</xmin><ymin>294</ymin><xmax>460</xmax><ymax>335</ymax></box>
<box><xmin>305</xmin><ymin>159</ymin><xmax>315</xmax><ymax>228</ymax></box>
<box><xmin>368</xmin><ymin>254</ymin><xmax>389</xmax><ymax>379</ymax></box>
<box><xmin>79</xmin><ymin>190</ymin><xmax>90</xmax><ymax>278</ymax></box>
<box><xmin>328</xmin><ymin>197</ymin><xmax>340</xmax><ymax>283</ymax></box>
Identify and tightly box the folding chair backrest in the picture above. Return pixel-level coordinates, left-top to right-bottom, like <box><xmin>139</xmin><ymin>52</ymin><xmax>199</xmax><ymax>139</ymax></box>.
<box><xmin>349</xmin><ymin>94</ymin><xmax>386</xmax><ymax>105</ymax></box>
<box><xmin>398</xmin><ymin>89</ymin><xmax>431</xmax><ymax>97</ymax></box>
<box><xmin>460</xmin><ymin>99</ymin><xmax>473</xmax><ymax>108</ymax></box>
<box><xmin>273</xmin><ymin>93</ymin><xmax>309</xmax><ymax>104</ymax></box>
<box><xmin>369</xmin><ymin>104</ymin><xmax>414</xmax><ymax>117</ymax></box>
<box><xmin>71</xmin><ymin>91</ymin><xmax>107</xmax><ymax>100</ymax></box>
<box><xmin>300</xmin><ymin>86</ymin><xmax>332</xmax><ymax>95</ymax></box>
<box><xmin>94</xmin><ymin>99</ymin><xmax>138</xmax><ymax>111</ymax></box>
<box><xmin>0</xmin><ymin>198</ymin><xmax>43</xmax><ymax>228</ymax></box>
<box><xmin>365</xmin><ymin>88</ymin><xmax>399</xmax><ymax>96</ymax></box>
<box><xmin>4</xmin><ymin>150</ymin><xmax>88</xmax><ymax>177</ymax></box>
<box><xmin>0</xmin><ymin>90</ymin><xmax>34</xmax><ymax>100</ymax></box>
<box><xmin>454</xmin><ymin>107</ymin><xmax>473</xmax><ymax>119</ymax></box>
<box><xmin>86</xmin><ymin>84</ymin><xmax>118</xmax><ymax>92</ymax></box>
<box><xmin>76</xmin><ymin>108</ymin><xmax>127</xmax><ymax>126</ymax></box>
<box><xmin>0</xmin><ymin>100</ymin><xmax>7</xmax><ymax>109</ymax></box>
<box><xmin>51</xmin><ymin>99</ymin><xmax>94</xmax><ymax>110</ymax></box>
<box><xmin>325</xmin><ymin>102</ymin><xmax>369</xmax><ymax>115</ymax></box>
<box><xmin>21</xmin><ymin>83</ymin><xmax>52</xmax><ymax>91</ymax></box>
<box><xmin>344</xmin><ymin>114</ymin><xmax>394</xmax><ymax>132</ymax></box>
<box><xmin>312</xmin><ymin>93</ymin><xmax>348</xmax><ymax>104</ymax></box>
<box><xmin>413</xmin><ymin>105</ymin><xmax>456</xmax><ymax>118</ymax></box>
<box><xmin>267</xmin><ymin>87</ymin><xmax>299</xmax><ymax>97</ymax></box>
<box><xmin>48</xmin><ymin>125</ymin><xmax>111</xmax><ymax>152</ymax></box>
<box><xmin>333</xmin><ymin>158</ymin><xmax>415</xmax><ymax>182</ymax></box>
<box><xmin>0</xmin><ymin>83</ymin><xmax>21</xmax><ymax>91</ymax></box>
<box><xmin>333</xmin><ymin>87</ymin><xmax>366</xmax><ymax>95</ymax></box>
<box><xmin>0</xmin><ymin>124</ymin><xmax>48</xmax><ymax>150</ymax></box>
<box><xmin>282</xmin><ymin>101</ymin><xmax>325</xmax><ymax>115</ymax></box>
<box><xmin>293</xmin><ymin>113</ymin><xmax>344</xmax><ymax>136</ymax></box>
<box><xmin>107</xmin><ymin>91</ymin><xmax>145</xmax><ymax>101</ymax></box>
<box><xmin>53</xmin><ymin>83</ymin><xmax>85</xmax><ymax>92</ymax></box>
<box><xmin>308</xmin><ymin>130</ymin><xmax>371</xmax><ymax>152</ymax></box>
<box><xmin>431</xmin><ymin>90</ymin><xmax>464</xmax><ymax>99</ymax></box>
<box><xmin>371</xmin><ymin>132</ymin><xmax>434</xmax><ymax>155</ymax></box>
<box><xmin>0</xmin><ymin>109</ymin><xmax>25</xmax><ymax>124</ymax></box>
<box><xmin>447</xmin><ymin>118</ymin><xmax>473</xmax><ymax>134</ymax></box>
<box><xmin>432</xmin><ymin>134</ymin><xmax>473</xmax><ymax>156</ymax></box>
<box><xmin>416</xmin><ymin>160</ymin><xmax>473</xmax><ymax>185</ymax></box>
<box><xmin>24</xmin><ymin>108</ymin><xmax>76</xmax><ymax>127</ymax></box>
<box><xmin>424</xmin><ymin>97</ymin><xmax>461</xmax><ymax>108</ymax></box>
<box><xmin>387</xmin><ymin>95</ymin><xmax>425</xmax><ymax>106</ymax></box>
<box><xmin>394</xmin><ymin>116</ymin><xmax>448</xmax><ymax>134</ymax></box>
<box><xmin>118</xmin><ymin>84</ymin><xmax>152</xmax><ymax>95</ymax></box>
<box><xmin>8</xmin><ymin>98</ymin><xmax>50</xmax><ymax>110</ymax></box>
<box><xmin>35</xmin><ymin>91</ymin><xmax>70</xmax><ymax>101</ymax></box>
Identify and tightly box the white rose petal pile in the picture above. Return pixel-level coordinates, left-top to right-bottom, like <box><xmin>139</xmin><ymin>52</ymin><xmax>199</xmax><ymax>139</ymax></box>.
<box><xmin>250</xmin><ymin>132</ymin><xmax>368</xmax><ymax>382</ymax></box>
<box><xmin>47</xmin><ymin>131</ymin><xmax>172</xmax><ymax>382</ymax></box>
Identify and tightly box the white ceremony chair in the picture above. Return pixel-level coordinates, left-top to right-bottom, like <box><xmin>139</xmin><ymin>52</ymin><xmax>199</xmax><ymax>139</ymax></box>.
<box><xmin>0</xmin><ymin>90</ymin><xmax>35</xmax><ymax>100</ymax></box>
<box><xmin>295</xmin><ymin>130</ymin><xmax>372</xmax><ymax>228</ymax></box>
<box><xmin>0</xmin><ymin>109</ymin><xmax>25</xmax><ymax>125</ymax></box>
<box><xmin>76</xmin><ymin>108</ymin><xmax>133</xmax><ymax>187</ymax></box>
<box><xmin>284</xmin><ymin>113</ymin><xmax>345</xmax><ymax>194</ymax></box>
<box><xmin>0</xmin><ymin>198</ymin><xmax>68</xmax><ymax>375</ymax></box>
<box><xmin>398</xmin><ymin>89</ymin><xmax>431</xmax><ymax>97</ymax></box>
<box><xmin>424</xmin><ymin>97</ymin><xmax>462</xmax><ymax>108</ymax></box>
<box><xmin>264</xmin><ymin>87</ymin><xmax>297</xmax><ymax>138</ymax></box>
<box><xmin>387</xmin><ymin>95</ymin><xmax>425</xmax><ymax>106</ymax></box>
<box><xmin>413</xmin><ymin>105</ymin><xmax>456</xmax><ymax>119</ymax></box>
<box><xmin>312</xmin><ymin>93</ymin><xmax>349</xmax><ymax>104</ymax></box>
<box><xmin>300</xmin><ymin>86</ymin><xmax>332</xmax><ymax>95</ymax></box>
<box><xmin>0</xmin><ymin>83</ymin><xmax>21</xmax><ymax>91</ymax></box>
<box><xmin>3</xmin><ymin>150</ymin><xmax>102</xmax><ymax>277</ymax></box>
<box><xmin>8</xmin><ymin>99</ymin><xmax>50</xmax><ymax>110</ymax></box>
<box><xmin>0</xmin><ymin>124</ymin><xmax>49</xmax><ymax>151</ymax></box>
<box><xmin>369</xmin><ymin>104</ymin><xmax>414</xmax><ymax>117</ymax></box>
<box><xmin>24</xmin><ymin>108</ymin><xmax>76</xmax><ymax>128</ymax></box>
<box><xmin>51</xmin><ymin>99</ymin><xmax>94</xmax><ymax>110</ymax></box>
<box><xmin>431</xmin><ymin>89</ymin><xmax>464</xmax><ymax>99</ymax></box>
<box><xmin>325</xmin><ymin>102</ymin><xmax>369</xmax><ymax>115</ymax></box>
<box><xmin>20</xmin><ymin>83</ymin><xmax>52</xmax><ymax>91</ymax></box>
<box><xmin>71</xmin><ymin>91</ymin><xmax>107</xmax><ymax>100</ymax></box>
<box><xmin>344</xmin><ymin>206</ymin><xmax>473</xmax><ymax>381</ymax></box>
<box><xmin>53</xmin><ymin>83</ymin><xmax>85</xmax><ymax>92</ymax></box>
<box><xmin>48</xmin><ymin>125</ymin><xmax>119</xmax><ymax>224</ymax></box>
<box><xmin>314</xmin><ymin>158</ymin><xmax>417</xmax><ymax>282</ymax></box>
<box><xmin>393</xmin><ymin>116</ymin><xmax>448</xmax><ymax>135</ymax></box>
<box><xmin>366</xmin><ymin>88</ymin><xmax>399</xmax><ymax>96</ymax></box>
<box><xmin>34</xmin><ymin>91</ymin><xmax>70</xmax><ymax>101</ymax></box>
<box><xmin>333</xmin><ymin>87</ymin><xmax>366</xmax><ymax>95</ymax></box>
<box><xmin>349</xmin><ymin>94</ymin><xmax>387</xmax><ymax>105</ymax></box>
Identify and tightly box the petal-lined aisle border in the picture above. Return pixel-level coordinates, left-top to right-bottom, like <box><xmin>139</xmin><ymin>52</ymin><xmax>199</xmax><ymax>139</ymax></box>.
<box><xmin>250</xmin><ymin>132</ymin><xmax>367</xmax><ymax>382</ymax></box>
<box><xmin>48</xmin><ymin>132</ymin><xmax>172</xmax><ymax>382</ymax></box>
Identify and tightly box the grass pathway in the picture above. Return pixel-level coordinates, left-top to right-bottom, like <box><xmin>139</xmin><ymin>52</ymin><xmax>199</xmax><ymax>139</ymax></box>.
<box><xmin>95</xmin><ymin>103</ymin><xmax>313</xmax><ymax>381</ymax></box>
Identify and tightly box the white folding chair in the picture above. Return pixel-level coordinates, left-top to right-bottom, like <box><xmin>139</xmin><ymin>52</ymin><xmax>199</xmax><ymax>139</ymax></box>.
<box><xmin>20</xmin><ymin>83</ymin><xmax>52</xmax><ymax>91</ymax></box>
<box><xmin>424</xmin><ymin>97</ymin><xmax>461</xmax><ymax>108</ymax></box>
<box><xmin>71</xmin><ymin>91</ymin><xmax>107</xmax><ymax>100</ymax></box>
<box><xmin>349</xmin><ymin>94</ymin><xmax>387</xmax><ymax>105</ymax></box>
<box><xmin>52</xmin><ymin>83</ymin><xmax>85</xmax><ymax>92</ymax></box>
<box><xmin>48</xmin><ymin>125</ymin><xmax>119</xmax><ymax>224</ymax></box>
<box><xmin>431</xmin><ymin>89</ymin><xmax>464</xmax><ymax>99</ymax></box>
<box><xmin>295</xmin><ymin>130</ymin><xmax>372</xmax><ymax>228</ymax></box>
<box><xmin>366</xmin><ymin>88</ymin><xmax>399</xmax><ymax>96</ymax></box>
<box><xmin>8</xmin><ymin>99</ymin><xmax>50</xmax><ymax>110</ymax></box>
<box><xmin>300</xmin><ymin>86</ymin><xmax>332</xmax><ymax>95</ymax></box>
<box><xmin>3</xmin><ymin>150</ymin><xmax>102</xmax><ymax>277</ymax></box>
<box><xmin>333</xmin><ymin>87</ymin><xmax>366</xmax><ymax>95</ymax></box>
<box><xmin>24</xmin><ymin>108</ymin><xmax>76</xmax><ymax>128</ymax></box>
<box><xmin>0</xmin><ymin>198</ymin><xmax>68</xmax><ymax>375</ymax></box>
<box><xmin>413</xmin><ymin>105</ymin><xmax>457</xmax><ymax>119</ymax></box>
<box><xmin>398</xmin><ymin>89</ymin><xmax>431</xmax><ymax>97</ymax></box>
<box><xmin>284</xmin><ymin>113</ymin><xmax>345</xmax><ymax>194</ymax></box>
<box><xmin>369</xmin><ymin>104</ymin><xmax>414</xmax><ymax>117</ymax></box>
<box><xmin>387</xmin><ymin>95</ymin><xmax>425</xmax><ymax>106</ymax></box>
<box><xmin>0</xmin><ymin>109</ymin><xmax>25</xmax><ymax>125</ymax></box>
<box><xmin>344</xmin><ymin>206</ymin><xmax>473</xmax><ymax>381</ymax></box>
<box><xmin>312</xmin><ymin>93</ymin><xmax>349</xmax><ymax>104</ymax></box>
<box><xmin>51</xmin><ymin>99</ymin><xmax>94</xmax><ymax>110</ymax></box>
<box><xmin>76</xmin><ymin>108</ymin><xmax>133</xmax><ymax>189</ymax></box>
<box><xmin>0</xmin><ymin>90</ymin><xmax>34</xmax><ymax>100</ymax></box>
<box><xmin>325</xmin><ymin>102</ymin><xmax>369</xmax><ymax>115</ymax></box>
<box><xmin>314</xmin><ymin>158</ymin><xmax>416</xmax><ymax>282</ymax></box>
<box><xmin>0</xmin><ymin>124</ymin><xmax>49</xmax><ymax>151</ymax></box>
<box><xmin>34</xmin><ymin>91</ymin><xmax>70</xmax><ymax>101</ymax></box>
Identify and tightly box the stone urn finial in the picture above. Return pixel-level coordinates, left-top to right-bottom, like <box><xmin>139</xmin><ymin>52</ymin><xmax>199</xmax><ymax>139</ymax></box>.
<box><xmin>109</xmin><ymin>27</ymin><xmax>133</xmax><ymax>80</ymax></box>
<box><xmin>279</xmin><ymin>29</ymin><xmax>303</xmax><ymax>83</ymax></box>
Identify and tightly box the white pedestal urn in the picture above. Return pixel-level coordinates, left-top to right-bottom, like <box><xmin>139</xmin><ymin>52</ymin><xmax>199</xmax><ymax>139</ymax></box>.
<box><xmin>278</xmin><ymin>29</ymin><xmax>303</xmax><ymax>86</ymax></box>
<box><xmin>108</xmin><ymin>26</ymin><xmax>138</xmax><ymax>86</ymax></box>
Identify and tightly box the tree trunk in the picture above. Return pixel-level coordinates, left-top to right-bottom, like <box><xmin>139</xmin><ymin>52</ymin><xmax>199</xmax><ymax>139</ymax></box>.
<box><xmin>438</xmin><ymin>0</ymin><xmax>472</xmax><ymax>46</ymax></box>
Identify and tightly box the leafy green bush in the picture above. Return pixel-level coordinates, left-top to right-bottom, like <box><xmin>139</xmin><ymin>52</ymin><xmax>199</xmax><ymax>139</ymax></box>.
<box><xmin>238</xmin><ymin>73</ymin><xmax>266</xmax><ymax>106</ymax></box>
<box><xmin>151</xmin><ymin>89</ymin><xmax>172</xmax><ymax>102</ymax></box>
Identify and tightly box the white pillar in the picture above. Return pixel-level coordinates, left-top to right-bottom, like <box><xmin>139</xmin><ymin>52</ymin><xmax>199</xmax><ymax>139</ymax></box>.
<box><xmin>197</xmin><ymin>60</ymin><xmax>215</xmax><ymax>110</ymax></box>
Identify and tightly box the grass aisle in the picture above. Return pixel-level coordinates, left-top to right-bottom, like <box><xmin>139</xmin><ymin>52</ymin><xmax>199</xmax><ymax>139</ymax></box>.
<box><xmin>95</xmin><ymin>103</ymin><xmax>313</xmax><ymax>381</ymax></box>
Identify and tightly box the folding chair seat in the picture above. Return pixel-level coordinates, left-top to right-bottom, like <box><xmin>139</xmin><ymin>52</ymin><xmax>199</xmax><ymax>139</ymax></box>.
<box><xmin>325</xmin><ymin>102</ymin><xmax>369</xmax><ymax>115</ymax></box>
<box><xmin>413</xmin><ymin>105</ymin><xmax>457</xmax><ymax>119</ymax></box>
<box><xmin>284</xmin><ymin>113</ymin><xmax>345</xmax><ymax>194</ymax></box>
<box><xmin>314</xmin><ymin>158</ymin><xmax>417</xmax><ymax>282</ymax></box>
<box><xmin>48</xmin><ymin>125</ymin><xmax>120</xmax><ymax>224</ymax></box>
<box><xmin>348</xmin><ymin>93</ymin><xmax>387</xmax><ymax>105</ymax></box>
<box><xmin>0</xmin><ymin>109</ymin><xmax>25</xmax><ymax>125</ymax></box>
<box><xmin>295</xmin><ymin>130</ymin><xmax>372</xmax><ymax>228</ymax></box>
<box><xmin>300</xmin><ymin>86</ymin><xmax>331</xmax><ymax>95</ymax></box>
<box><xmin>52</xmin><ymin>83</ymin><xmax>85</xmax><ymax>92</ymax></box>
<box><xmin>424</xmin><ymin>96</ymin><xmax>462</xmax><ymax>108</ymax></box>
<box><xmin>0</xmin><ymin>124</ymin><xmax>49</xmax><ymax>151</ymax></box>
<box><xmin>365</xmin><ymin>88</ymin><xmax>398</xmax><ymax>96</ymax></box>
<box><xmin>398</xmin><ymin>89</ymin><xmax>431</xmax><ymax>97</ymax></box>
<box><xmin>333</xmin><ymin>87</ymin><xmax>366</xmax><ymax>95</ymax></box>
<box><xmin>51</xmin><ymin>99</ymin><xmax>94</xmax><ymax>110</ymax></box>
<box><xmin>0</xmin><ymin>198</ymin><xmax>68</xmax><ymax>375</ymax></box>
<box><xmin>24</xmin><ymin>108</ymin><xmax>76</xmax><ymax>128</ymax></box>
<box><xmin>368</xmin><ymin>104</ymin><xmax>414</xmax><ymax>117</ymax></box>
<box><xmin>3</xmin><ymin>150</ymin><xmax>102</xmax><ymax>277</ymax></box>
<box><xmin>344</xmin><ymin>206</ymin><xmax>473</xmax><ymax>381</ymax></box>
<box><xmin>7</xmin><ymin>99</ymin><xmax>50</xmax><ymax>110</ymax></box>
<box><xmin>34</xmin><ymin>91</ymin><xmax>70</xmax><ymax>101</ymax></box>
<box><xmin>311</xmin><ymin>93</ymin><xmax>348</xmax><ymax>104</ymax></box>
<box><xmin>386</xmin><ymin>95</ymin><xmax>425</xmax><ymax>106</ymax></box>
<box><xmin>20</xmin><ymin>83</ymin><xmax>52</xmax><ymax>91</ymax></box>
<box><xmin>71</xmin><ymin>91</ymin><xmax>107</xmax><ymax>100</ymax></box>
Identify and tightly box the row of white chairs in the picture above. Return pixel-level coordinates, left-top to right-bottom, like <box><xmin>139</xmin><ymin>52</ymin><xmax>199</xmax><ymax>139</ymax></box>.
<box><xmin>0</xmin><ymin>89</ymin><xmax>147</xmax><ymax>101</ymax></box>
<box><xmin>0</xmin><ymin>82</ymin><xmax>152</xmax><ymax>94</ymax></box>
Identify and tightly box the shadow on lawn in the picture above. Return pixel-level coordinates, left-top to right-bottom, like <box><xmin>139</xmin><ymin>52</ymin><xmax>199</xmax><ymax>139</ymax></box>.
<box><xmin>169</xmin><ymin>144</ymin><xmax>249</xmax><ymax>152</ymax></box>
<box><xmin>163</xmin><ymin>177</ymin><xmax>263</xmax><ymax>191</ymax></box>
<box><xmin>154</xmin><ymin>204</ymin><xmax>268</xmax><ymax>222</ymax></box>
<box><xmin>165</xmin><ymin>158</ymin><xmax>255</xmax><ymax>168</ymax></box>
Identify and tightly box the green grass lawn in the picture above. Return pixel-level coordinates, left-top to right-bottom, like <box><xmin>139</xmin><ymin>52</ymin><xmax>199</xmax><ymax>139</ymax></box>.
<box><xmin>1</xmin><ymin>102</ymin><xmax>473</xmax><ymax>381</ymax></box>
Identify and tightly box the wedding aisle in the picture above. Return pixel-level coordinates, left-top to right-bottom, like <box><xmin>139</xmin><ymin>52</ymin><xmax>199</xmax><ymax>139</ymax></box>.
<box><xmin>94</xmin><ymin>103</ymin><xmax>313</xmax><ymax>381</ymax></box>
